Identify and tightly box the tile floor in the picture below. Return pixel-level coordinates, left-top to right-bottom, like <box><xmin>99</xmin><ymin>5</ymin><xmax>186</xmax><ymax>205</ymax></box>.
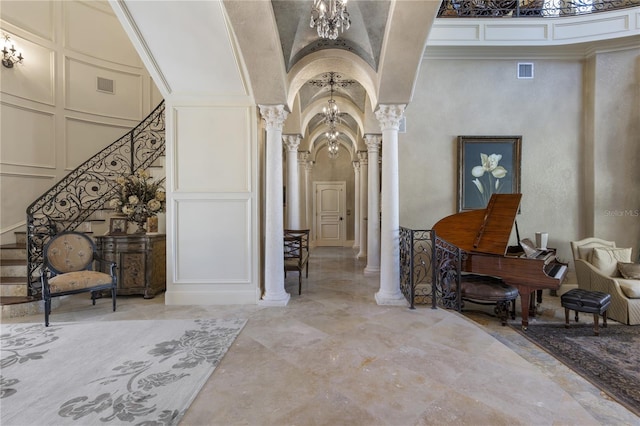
<box><xmin>4</xmin><ymin>247</ymin><xmax>638</xmax><ymax>425</ymax></box>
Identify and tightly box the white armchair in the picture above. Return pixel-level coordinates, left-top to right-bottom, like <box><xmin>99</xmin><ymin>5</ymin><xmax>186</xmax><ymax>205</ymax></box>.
<box><xmin>571</xmin><ymin>238</ymin><xmax>640</xmax><ymax>325</ymax></box>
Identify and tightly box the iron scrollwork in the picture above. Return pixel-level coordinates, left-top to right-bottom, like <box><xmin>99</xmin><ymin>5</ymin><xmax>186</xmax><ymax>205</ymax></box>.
<box><xmin>25</xmin><ymin>102</ymin><xmax>166</xmax><ymax>296</ymax></box>
<box><xmin>438</xmin><ymin>0</ymin><xmax>640</xmax><ymax>18</ymax></box>
<box><xmin>399</xmin><ymin>227</ymin><xmax>467</xmax><ymax>312</ymax></box>
<box><xmin>399</xmin><ymin>227</ymin><xmax>436</xmax><ymax>309</ymax></box>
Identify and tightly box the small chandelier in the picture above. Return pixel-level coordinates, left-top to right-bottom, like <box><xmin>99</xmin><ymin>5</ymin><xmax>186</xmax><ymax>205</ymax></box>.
<box><xmin>2</xmin><ymin>34</ymin><xmax>24</xmax><ymax>68</ymax></box>
<box><xmin>326</xmin><ymin>128</ymin><xmax>340</xmax><ymax>159</ymax></box>
<box><xmin>323</xmin><ymin>94</ymin><xmax>340</xmax><ymax>126</ymax></box>
<box><xmin>310</xmin><ymin>0</ymin><xmax>351</xmax><ymax>40</ymax></box>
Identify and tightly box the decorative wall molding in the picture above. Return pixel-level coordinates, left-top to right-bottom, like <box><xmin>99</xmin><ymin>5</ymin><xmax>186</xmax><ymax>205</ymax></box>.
<box><xmin>428</xmin><ymin>7</ymin><xmax>640</xmax><ymax>49</ymax></box>
<box><xmin>0</xmin><ymin>103</ymin><xmax>56</xmax><ymax>169</ymax></box>
<box><xmin>64</xmin><ymin>57</ymin><xmax>144</xmax><ymax>120</ymax></box>
<box><xmin>172</xmin><ymin>198</ymin><xmax>253</xmax><ymax>284</ymax></box>
<box><xmin>0</xmin><ymin>171</ymin><xmax>56</xmax><ymax>179</ymax></box>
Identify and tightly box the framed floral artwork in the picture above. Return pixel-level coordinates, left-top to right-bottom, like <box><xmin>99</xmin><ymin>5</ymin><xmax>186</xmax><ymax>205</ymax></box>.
<box><xmin>457</xmin><ymin>135</ymin><xmax>521</xmax><ymax>212</ymax></box>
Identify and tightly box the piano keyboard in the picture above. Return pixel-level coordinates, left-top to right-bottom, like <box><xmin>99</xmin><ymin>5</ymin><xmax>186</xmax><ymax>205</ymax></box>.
<box><xmin>547</xmin><ymin>263</ymin><xmax>567</xmax><ymax>279</ymax></box>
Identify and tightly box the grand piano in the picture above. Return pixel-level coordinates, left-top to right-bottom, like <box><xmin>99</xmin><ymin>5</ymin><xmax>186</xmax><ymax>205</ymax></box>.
<box><xmin>433</xmin><ymin>193</ymin><xmax>568</xmax><ymax>329</ymax></box>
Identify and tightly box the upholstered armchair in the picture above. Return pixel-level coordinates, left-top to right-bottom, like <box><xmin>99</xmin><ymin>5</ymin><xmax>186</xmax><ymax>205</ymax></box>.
<box><xmin>41</xmin><ymin>231</ymin><xmax>117</xmax><ymax>326</ymax></box>
<box><xmin>570</xmin><ymin>238</ymin><xmax>640</xmax><ymax>325</ymax></box>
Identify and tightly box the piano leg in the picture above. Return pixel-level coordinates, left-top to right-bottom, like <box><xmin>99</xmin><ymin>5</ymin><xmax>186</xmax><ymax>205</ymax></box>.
<box><xmin>517</xmin><ymin>287</ymin><xmax>532</xmax><ymax>330</ymax></box>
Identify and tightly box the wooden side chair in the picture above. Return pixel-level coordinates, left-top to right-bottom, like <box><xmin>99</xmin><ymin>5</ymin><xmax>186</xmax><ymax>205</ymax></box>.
<box><xmin>284</xmin><ymin>229</ymin><xmax>310</xmax><ymax>294</ymax></box>
<box><xmin>41</xmin><ymin>231</ymin><xmax>117</xmax><ymax>326</ymax></box>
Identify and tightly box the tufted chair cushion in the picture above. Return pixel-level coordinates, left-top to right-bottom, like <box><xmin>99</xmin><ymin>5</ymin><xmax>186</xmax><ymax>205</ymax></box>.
<box><xmin>46</xmin><ymin>233</ymin><xmax>94</xmax><ymax>273</ymax></box>
<box><xmin>48</xmin><ymin>271</ymin><xmax>114</xmax><ymax>293</ymax></box>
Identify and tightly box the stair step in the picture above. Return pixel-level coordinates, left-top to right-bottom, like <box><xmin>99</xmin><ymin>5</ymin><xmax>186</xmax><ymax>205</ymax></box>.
<box><xmin>0</xmin><ymin>246</ymin><xmax>27</xmax><ymax>260</ymax></box>
<box><xmin>0</xmin><ymin>259</ymin><xmax>26</xmax><ymax>266</ymax></box>
<box><xmin>0</xmin><ymin>259</ymin><xmax>28</xmax><ymax>277</ymax></box>
<box><xmin>0</xmin><ymin>276</ymin><xmax>29</xmax><ymax>297</ymax></box>
<box><xmin>0</xmin><ymin>296</ymin><xmax>44</xmax><ymax>319</ymax></box>
<box><xmin>14</xmin><ymin>232</ymin><xmax>26</xmax><ymax>246</ymax></box>
<box><xmin>0</xmin><ymin>295</ymin><xmax>36</xmax><ymax>305</ymax></box>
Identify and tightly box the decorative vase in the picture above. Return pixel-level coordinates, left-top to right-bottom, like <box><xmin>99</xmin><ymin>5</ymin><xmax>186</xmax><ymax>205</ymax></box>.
<box><xmin>133</xmin><ymin>219</ymin><xmax>147</xmax><ymax>234</ymax></box>
<box><xmin>130</xmin><ymin>213</ymin><xmax>150</xmax><ymax>234</ymax></box>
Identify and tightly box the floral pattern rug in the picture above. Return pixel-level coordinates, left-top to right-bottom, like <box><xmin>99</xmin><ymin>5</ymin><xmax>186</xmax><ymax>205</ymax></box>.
<box><xmin>1</xmin><ymin>318</ymin><xmax>246</xmax><ymax>425</ymax></box>
<box><xmin>514</xmin><ymin>322</ymin><xmax>640</xmax><ymax>417</ymax></box>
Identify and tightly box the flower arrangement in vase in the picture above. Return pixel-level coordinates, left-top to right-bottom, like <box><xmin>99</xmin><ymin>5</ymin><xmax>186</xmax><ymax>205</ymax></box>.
<box><xmin>109</xmin><ymin>170</ymin><xmax>166</xmax><ymax>233</ymax></box>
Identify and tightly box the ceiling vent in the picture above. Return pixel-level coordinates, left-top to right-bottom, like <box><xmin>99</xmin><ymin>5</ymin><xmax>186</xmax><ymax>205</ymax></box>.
<box><xmin>517</xmin><ymin>63</ymin><xmax>534</xmax><ymax>79</ymax></box>
<box><xmin>96</xmin><ymin>77</ymin><xmax>115</xmax><ymax>94</ymax></box>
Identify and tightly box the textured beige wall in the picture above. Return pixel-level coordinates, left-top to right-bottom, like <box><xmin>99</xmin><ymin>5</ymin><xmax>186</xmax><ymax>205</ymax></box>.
<box><xmin>401</xmin><ymin>47</ymin><xmax>639</xmax><ymax>262</ymax></box>
<box><xmin>591</xmin><ymin>47</ymin><xmax>640</xmax><ymax>254</ymax></box>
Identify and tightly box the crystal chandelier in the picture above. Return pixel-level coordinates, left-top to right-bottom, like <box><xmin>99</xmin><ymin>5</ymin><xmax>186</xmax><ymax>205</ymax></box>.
<box><xmin>326</xmin><ymin>127</ymin><xmax>339</xmax><ymax>159</ymax></box>
<box><xmin>310</xmin><ymin>0</ymin><xmax>351</xmax><ymax>40</ymax></box>
<box><xmin>323</xmin><ymin>92</ymin><xmax>340</xmax><ymax>126</ymax></box>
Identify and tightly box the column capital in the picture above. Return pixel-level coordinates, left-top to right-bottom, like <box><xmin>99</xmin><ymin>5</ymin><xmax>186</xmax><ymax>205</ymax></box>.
<box><xmin>358</xmin><ymin>151</ymin><xmax>368</xmax><ymax>165</ymax></box>
<box><xmin>305</xmin><ymin>160</ymin><xmax>315</xmax><ymax>172</ymax></box>
<box><xmin>375</xmin><ymin>104</ymin><xmax>406</xmax><ymax>131</ymax></box>
<box><xmin>364</xmin><ymin>134</ymin><xmax>382</xmax><ymax>153</ymax></box>
<box><xmin>298</xmin><ymin>150</ymin><xmax>310</xmax><ymax>163</ymax></box>
<box><xmin>352</xmin><ymin>161</ymin><xmax>360</xmax><ymax>172</ymax></box>
<box><xmin>259</xmin><ymin>105</ymin><xmax>289</xmax><ymax>130</ymax></box>
<box><xmin>283</xmin><ymin>134</ymin><xmax>301</xmax><ymax>152</ymax></box>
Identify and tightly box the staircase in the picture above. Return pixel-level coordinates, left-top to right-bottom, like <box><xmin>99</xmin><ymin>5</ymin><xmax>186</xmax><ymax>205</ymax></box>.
<box><xmin>0</xmin><ymin>232</ymin><xmax>46</xmax><ymax>318</ymax></box>
<box><xmin>0</xmin><ymin>101</ymin><xmax>165</xmax><ymax>320</ymax></box>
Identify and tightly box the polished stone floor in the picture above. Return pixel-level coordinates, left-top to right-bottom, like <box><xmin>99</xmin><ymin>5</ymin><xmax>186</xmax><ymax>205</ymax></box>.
<box><xmin>5</xmin><ymin>247</ymin><xmax>639</xmax><ymax>425</ymax></box>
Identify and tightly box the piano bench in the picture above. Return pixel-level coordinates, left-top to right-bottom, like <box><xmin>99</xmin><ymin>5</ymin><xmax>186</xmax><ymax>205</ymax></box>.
<box><xmin>458</xmin><ymin>274</ymin><xmax>519</xmax><ymax>326</ymax></box>
<box><xmin>561</xmin><ymin>289</ymin><xmax>612</xmax><ymax>336</ymax></box>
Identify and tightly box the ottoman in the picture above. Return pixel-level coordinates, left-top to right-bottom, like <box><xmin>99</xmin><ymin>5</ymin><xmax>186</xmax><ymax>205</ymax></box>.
<box><xmin>561</xmin><ymin>289</ymin><xmax>611</xmax><ymax>336</ymax></box>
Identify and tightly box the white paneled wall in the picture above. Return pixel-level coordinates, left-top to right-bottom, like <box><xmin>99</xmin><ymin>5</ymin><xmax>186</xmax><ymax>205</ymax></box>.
<box><xmin>165</xmin><ymin>104</ymin><xmax>259</xmax><ymax>305</ymax></box>
<box><xmin>0</xmin><ymin>0</ymin><xmax>160</xmax><ymax>244</ymax></box>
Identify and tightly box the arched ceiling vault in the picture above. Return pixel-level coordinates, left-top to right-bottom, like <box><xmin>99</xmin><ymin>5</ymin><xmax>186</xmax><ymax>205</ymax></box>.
<box><xmin>308</xmin><ymin>122</ymin><xmax>357</xmax><ymax>158</ymax></box>
<box><xmin>223</xmin><ymin>0</ymin><xmax>440</xmax><ymax>156</ymax></box>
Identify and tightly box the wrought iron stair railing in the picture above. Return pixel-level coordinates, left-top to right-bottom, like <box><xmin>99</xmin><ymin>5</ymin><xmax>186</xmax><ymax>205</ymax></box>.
<box><xmin>26</xmin><ymin>101</ymin><xmax>166</xmax><ymax>296</ymax></box>
<box><xmin>438</xmin><ymin>0</ymin><xmax>640</xmax><ymax>18</ymax></box>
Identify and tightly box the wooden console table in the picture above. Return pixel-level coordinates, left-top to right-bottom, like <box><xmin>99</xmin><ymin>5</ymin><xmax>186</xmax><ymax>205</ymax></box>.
<box><xmin>95</xmin><ymin>233</ymin><xmax>166</xmax><ymax>299</ymax></box>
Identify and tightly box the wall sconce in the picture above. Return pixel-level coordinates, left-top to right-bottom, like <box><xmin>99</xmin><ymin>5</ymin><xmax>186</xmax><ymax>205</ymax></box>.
<box><xmin>2</xmin><ymin>34</ymin><xmax>24</xmax><ymax>68</ymax></box>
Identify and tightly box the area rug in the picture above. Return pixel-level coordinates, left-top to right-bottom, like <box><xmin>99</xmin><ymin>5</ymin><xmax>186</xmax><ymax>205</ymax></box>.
<box><xmin>514</xmin><ymin>322</ymin><xmax>640</xmax><ymax>417</ymax></box>
<box><xmin>0</xmin><ymin>318</ymin><xmax>246</xmax><ymax>425</ymax></box>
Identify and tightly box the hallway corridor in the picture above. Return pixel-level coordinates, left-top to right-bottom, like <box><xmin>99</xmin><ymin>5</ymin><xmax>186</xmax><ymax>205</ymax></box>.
<box><xmin>4</xmin><ymin>247</ymin><xmax>638</xmax><ymax>425</ymax></box>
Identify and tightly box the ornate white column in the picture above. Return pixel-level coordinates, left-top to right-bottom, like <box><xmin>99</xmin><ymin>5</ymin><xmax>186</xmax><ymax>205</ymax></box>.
<box><xmin>364</xmin><ymin>135</ymin><xmax>381</xmax><ymax>275</ymax></box>
<box><xmin>298</xmin><ymin>151</ymin><xmax>309</xmax><ymax>229</ymax></box>
<box><xmin>304</xmin><ymin>160</ymin><xmax>314</xmax><ymax>233</ymax></box>
<box><xmin>284</xmin><ymin>134</ymin><xmax>301</xmax><ymax>230</ymax></box>
<box><xmin>356</xmin><ymin>151</ymin><xmax>368</xmax><ymax>259</ymax></box>
<box><xmin>375</xmin><ymin>104</ymin><xmax>406</xmax><ymax>305</ymax></box>
<box><xmin>352</xmin><ymin>161</ymin><xmax>360</xmax><ymax>250</ymax></box>
<box><xmin>259</xmin><ymin>105</ymin><xmax>290</xmax><ymax>306</ymax></box>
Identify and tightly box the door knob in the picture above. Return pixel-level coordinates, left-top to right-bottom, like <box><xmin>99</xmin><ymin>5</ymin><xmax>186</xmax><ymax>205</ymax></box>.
<box><xmin>340</xmin><ymin>217</ymin><xmax>343</xmax><ymax>220</ymax></box>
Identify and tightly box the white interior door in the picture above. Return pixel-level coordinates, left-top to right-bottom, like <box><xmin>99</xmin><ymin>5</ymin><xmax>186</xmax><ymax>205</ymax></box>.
<box><xmin>314</xmin><ymin>182</ymin><xmax>346</xmax><ymax>247</ymax></box>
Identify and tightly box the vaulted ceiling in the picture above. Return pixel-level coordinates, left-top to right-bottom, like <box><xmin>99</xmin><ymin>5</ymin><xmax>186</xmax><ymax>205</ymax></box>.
<box><xmin>112</xmin><ymin>0</ymin><xmax>440</xmax><ymax>157</ymax></box>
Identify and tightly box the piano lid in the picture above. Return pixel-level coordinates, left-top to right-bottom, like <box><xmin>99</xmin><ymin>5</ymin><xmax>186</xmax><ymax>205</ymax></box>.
<box><xmin>433</xmin><ymin>193</ymin><xmax>522</xmax><ymax>255</ymax></box>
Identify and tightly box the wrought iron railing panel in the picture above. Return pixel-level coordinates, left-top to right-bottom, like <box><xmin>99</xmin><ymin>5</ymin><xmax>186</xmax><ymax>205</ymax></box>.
<box><xmin>26</xmin><ymin>102</ymin><xmax>165</xmax><ymax>295</ymax></box>
<box><xmin>399</xmin><ymin>227</ymin><xmax>466</xmax><ymax>311</ymax></box>
<box><xmin>438</xmin><ymin>0</ymin><xmax>640</xmax><ymax>17</ymax></box>
<box><xmin>432</xmin><ymin>236</ymin><xmax>463</xmax><ymax>311</ymax></box>
<box><xmin>399</xmin><ymin>227</ymin><xmax>436</xmax><ymax>309</ymax></box>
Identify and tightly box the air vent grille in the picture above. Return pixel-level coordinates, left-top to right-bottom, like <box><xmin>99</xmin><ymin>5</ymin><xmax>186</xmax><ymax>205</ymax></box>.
<box><xmin>517</xmin><ymin>63</ymin><xmax>534</xmax><ymax>79</ymax></box>
<box><xmin>96</xmin><ymin>77</ymin><xmax>115</xmax><ymax>94</ymax></box>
